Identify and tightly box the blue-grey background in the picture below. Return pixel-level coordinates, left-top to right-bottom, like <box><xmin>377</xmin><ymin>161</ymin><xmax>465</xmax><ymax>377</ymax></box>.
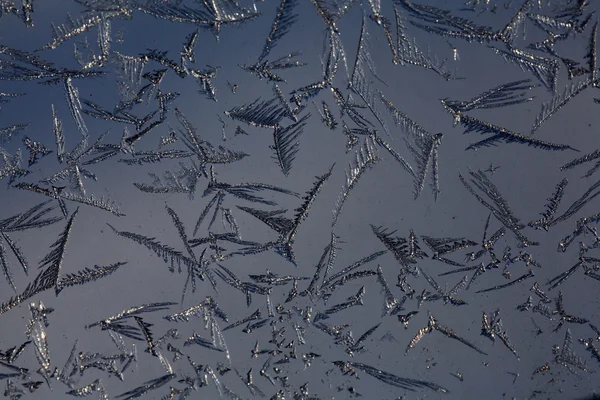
<box><xmin>1</xmin><ymin>0</ymin><xmax>599</xmax><ymax>399</ymax></box>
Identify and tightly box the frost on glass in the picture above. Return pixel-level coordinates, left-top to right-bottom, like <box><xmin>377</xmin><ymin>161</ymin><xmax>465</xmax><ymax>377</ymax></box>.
<box><xmin>1</xmin><ymin>1</ymin><xmax>600</xmax><ymax>399</ymax></box>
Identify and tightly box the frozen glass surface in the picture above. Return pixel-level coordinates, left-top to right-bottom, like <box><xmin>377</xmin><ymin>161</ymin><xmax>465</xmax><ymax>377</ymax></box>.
<box><xmin>0</xmin><ymin>1</ymin><xmax>600</xmax><ymax>399</ymax></box>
